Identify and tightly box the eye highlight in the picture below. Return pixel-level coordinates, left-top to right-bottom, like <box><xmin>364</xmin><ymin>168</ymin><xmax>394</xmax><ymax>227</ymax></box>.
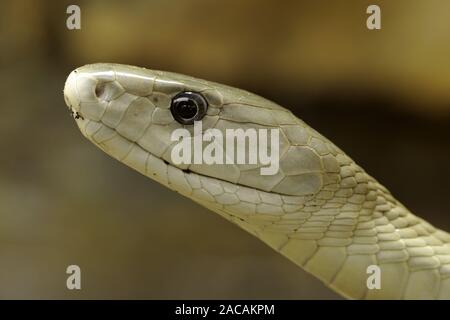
<box><xmin>170</xmin><ymin>92</ymin><xmax>208</xmax><ymax>125</ymax></box>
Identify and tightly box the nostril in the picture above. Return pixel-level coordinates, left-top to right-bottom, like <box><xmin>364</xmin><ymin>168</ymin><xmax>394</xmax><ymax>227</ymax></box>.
<box><xmin>95</xmin><ymin>82</ymin><xmax>106</xmax><ymax>99</ymax></box>
<box><xmin>94</xmin><ymin>81</ymin><xmax>125</xmax><ymax>102</ymax></box>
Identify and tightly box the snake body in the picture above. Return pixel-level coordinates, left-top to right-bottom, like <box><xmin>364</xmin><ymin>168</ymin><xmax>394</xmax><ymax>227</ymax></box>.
<box><xmin>63</xmin><ymin>63</ymin><xmax>450</xmax><ymax>299</ymax></box>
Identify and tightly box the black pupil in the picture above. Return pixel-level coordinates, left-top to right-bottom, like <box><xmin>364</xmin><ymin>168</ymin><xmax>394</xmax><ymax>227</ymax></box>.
<box><xmin>175</xmin><ymin>98</ymin><xmax>198</xmax><ymax>119</ymax></box>
<box><xmin>171</xmin><ymin>91</ymin><xmax>208</xmax><ymax>125</ymax></box>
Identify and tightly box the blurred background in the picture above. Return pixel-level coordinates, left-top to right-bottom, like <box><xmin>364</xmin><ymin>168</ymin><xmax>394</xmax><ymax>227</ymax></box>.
<box><xmin>0</xmin><ymin>0</ymin><xmax>449</xmax><ymax>299</ymax></box>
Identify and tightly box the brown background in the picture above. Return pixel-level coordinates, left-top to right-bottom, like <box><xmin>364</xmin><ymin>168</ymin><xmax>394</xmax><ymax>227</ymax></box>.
<box><xmin>0</xmin><ymin>0</ymin><xmax>449</xmax><ymax>299</ymax></box>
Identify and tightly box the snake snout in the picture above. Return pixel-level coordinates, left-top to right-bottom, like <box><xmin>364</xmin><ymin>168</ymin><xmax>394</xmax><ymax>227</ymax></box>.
<box><xmin>64</xmin><ymin>67</ymin><xmax>112</xmax><ymax>122</ymax></box>
<box><xmin>63</xmin><ymin>69</ymin><xmax>80</xmax><ymax>112</ymax></box>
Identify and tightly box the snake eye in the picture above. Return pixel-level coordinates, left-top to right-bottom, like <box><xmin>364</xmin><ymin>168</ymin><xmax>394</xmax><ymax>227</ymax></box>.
<box><xmin>170</xmin><ymin>92</ymin><xmax>208</xmax><ymax>125</ymax></box>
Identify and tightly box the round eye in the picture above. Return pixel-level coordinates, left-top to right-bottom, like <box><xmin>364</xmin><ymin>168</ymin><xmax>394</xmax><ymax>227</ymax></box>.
<box><xmin>170</xmin><ymin>92</ymin><xmax>208</xmax><ymax>125</ymax></box>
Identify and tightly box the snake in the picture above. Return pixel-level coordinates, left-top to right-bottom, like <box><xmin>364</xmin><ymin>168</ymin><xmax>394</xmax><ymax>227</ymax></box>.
<box><xmin>63</xmin><ymin>63</ymin><xmax>450</xmax><ymax>299</ymax></box>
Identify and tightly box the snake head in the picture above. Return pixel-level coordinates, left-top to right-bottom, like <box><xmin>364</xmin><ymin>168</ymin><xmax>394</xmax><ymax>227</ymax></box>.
<box><xmin>64</xmin><ymin>63</ymin><xmax>341</xmax><ymax>199</ymax></box>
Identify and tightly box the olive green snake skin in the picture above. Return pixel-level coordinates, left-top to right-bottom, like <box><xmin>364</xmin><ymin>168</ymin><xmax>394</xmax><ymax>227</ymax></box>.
<box><xmin>63</xmin><ymin>63</ymin><xmax>450</xmax><ymax>299</ymax></box>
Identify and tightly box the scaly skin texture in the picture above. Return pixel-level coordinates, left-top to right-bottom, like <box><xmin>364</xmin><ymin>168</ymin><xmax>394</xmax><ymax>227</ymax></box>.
<box><xmin>64</xmin><ymin>63</ymin><xmax>450</xmax><ymax>299</ymax></box>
